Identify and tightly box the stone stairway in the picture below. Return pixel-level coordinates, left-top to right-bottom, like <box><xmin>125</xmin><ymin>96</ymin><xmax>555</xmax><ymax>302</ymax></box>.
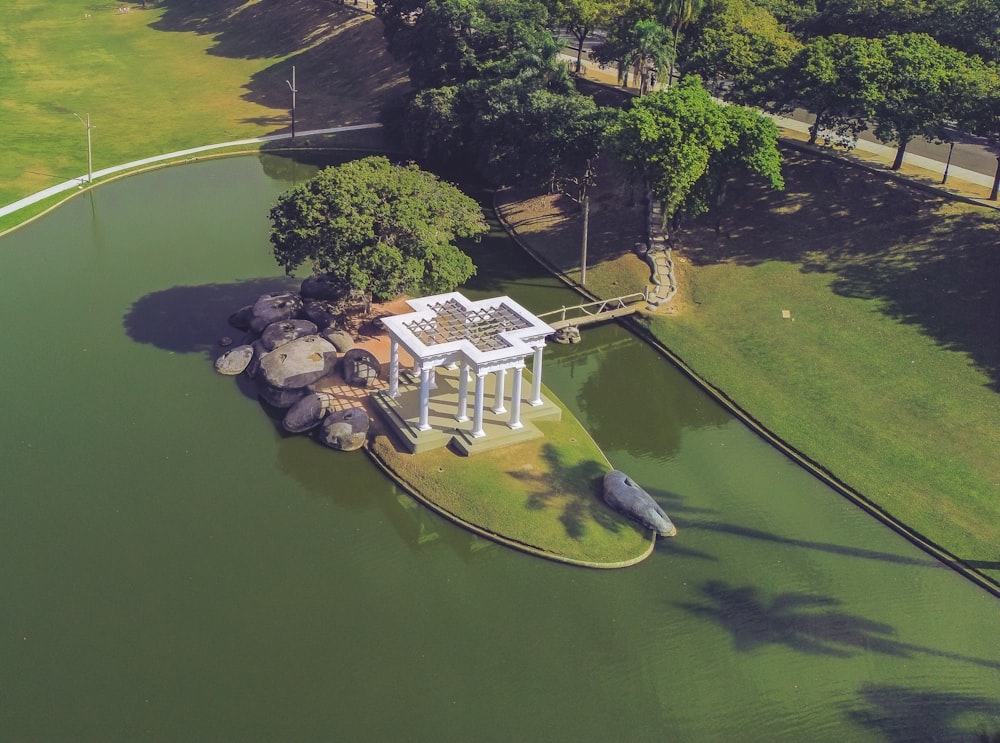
<box><xmin>642</xmin><ymin>198</ymin><xmax>677</xmax><ymax>310</ymax></box>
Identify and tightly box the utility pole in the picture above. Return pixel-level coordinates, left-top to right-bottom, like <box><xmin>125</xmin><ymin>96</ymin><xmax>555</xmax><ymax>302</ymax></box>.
<box><xmin>74</xmin><ymin>112</ymin><xmax>94</xmax><ymax>184</ymax></box>
<box><xmin>286</xmin><ymin>66</ymin><xmax>298</xmax><ymax>139</ymax></box>
<box><xmin>580</xmin><ymin>194</ymin><xmax>590</xmax><ymax>286</ymax></box>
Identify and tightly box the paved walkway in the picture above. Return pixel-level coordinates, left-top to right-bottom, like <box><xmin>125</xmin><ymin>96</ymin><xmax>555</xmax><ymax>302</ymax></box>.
<box><xmin>0</xmin><ymin>123</ymin><xmax>382</xmax><ymax>220</ymax></box>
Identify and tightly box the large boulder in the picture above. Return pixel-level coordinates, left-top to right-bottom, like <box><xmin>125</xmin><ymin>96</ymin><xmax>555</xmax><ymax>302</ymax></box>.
<box><xmin>323</xmin><ymin>328</ymin><xmax>355</xmax><ymax>354</ymax></box>
<box><xmin>257</xmin><ymin>380</ymin><xmax>308</xmax><ymax>409</ymax></box>
<box><xmin>602</xmin><ymin>470</ymin><xmax>677</xmax><ymax>537</ymax></box>
<box><xmin>261</xmin><ymin>319</ymin><xmax>318</xmax><ymax>351</ymax></box>
<box><xmin>341</xmin><ymin>347</ymin><xmax>381</xmax><ymax>387</ymax></box>
<box><xmin>244</xmin><ymin>340</ymin><xmax>267</xmax><ymax>379</ymax></box>
<box><xmin>318</xmin><ymin>407</ymin><xmax>369</xmax><ymax>451</ymax></box>
<box><xmin>259</xmin><ymin>335</ymin><xmax>338</xmax><ymax>390</ymax></box>
<box><xmin>249</xmin><ymin>292</ymin><xmax>303</xmax><ymax>334</ymax></box>
<box><xmin>302</xmin><ymin>300</ymin><xmax>341</xmax><ymax>331</ymax></box>
<box><xmin>282</xmin><ymin>392</ymin><xmax>332</xmax><ymax>433</ymax></box>
<box><xmin>214</xmin><ymin>345</ymin><xmax>254</xmax><ymax>375</ymax></box>
<box><xmin>228</xmin><ymin>304</ymin><xmax>254</xmax><ymax>332</ymax></box>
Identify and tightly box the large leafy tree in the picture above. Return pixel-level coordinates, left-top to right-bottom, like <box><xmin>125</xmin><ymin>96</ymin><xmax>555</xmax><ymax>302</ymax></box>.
<box><xmin>965</xmin><ymin>62</ymin><xmax>1000</xmax><ymax>200</ymax></box>
<box><xmin>866</xmin><ymin>33</ymin><xmax>979</xmax><ymax>170</ymax></box>
<box><xmin>545</xmin><ymin>0</ymin><xmax>617</xmax><ymax>73</ymax></box>
<box><xmin>268</xmin><ymin>157</ymin><xmax>488</xmax><ymax>301</ymax></box>
<box><xmin>402</xmin><ymin>0</ymin><xmax>557</xmax><ymax>88</ymax></box>
<box><xmin>682</xmin><ymin>0</ymin><xmax>799</xmax><ymax>101</ymax></box>
<box><xmin>771</xmin><ymin>34</ymin><xmax>879</xmax><ymax>144</ymax></box>
<box><xmin>683</xmin><ymin>104</ymin><xmax>784</xmax><ymax>227</ymax></box>
<box><xmin>609</xmin><ymin>75</ymin><xmax>783</xmax><ymax>229</ymax></box>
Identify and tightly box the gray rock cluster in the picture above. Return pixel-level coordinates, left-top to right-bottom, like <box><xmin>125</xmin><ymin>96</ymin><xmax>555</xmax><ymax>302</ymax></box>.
<box><xmin>552</xmin><ymin>325</ymin><xmax>581</xmax><ymax>344</ymax></box>
<box><xmin>602</xmin><ymin>470</ymin><xmax>677</xmax><ymax>537</ymax></box>
<box><xmin>212</xmin><ymin>279</ymin><xmax>375</xmax><ymax>452</ymax></box>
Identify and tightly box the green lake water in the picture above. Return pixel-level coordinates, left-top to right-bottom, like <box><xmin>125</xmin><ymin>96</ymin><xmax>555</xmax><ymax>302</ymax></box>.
<box><xmin>0</xmin><ymin>154</ymin><xmax>997</xmax><ymax>742</ymax></box>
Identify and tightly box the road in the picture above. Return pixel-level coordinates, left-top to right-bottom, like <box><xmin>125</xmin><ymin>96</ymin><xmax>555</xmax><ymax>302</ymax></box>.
<box><xmin>558</xmin><ymin>39</ymin><xmax>999</xmax><ymax>197</ymax></box>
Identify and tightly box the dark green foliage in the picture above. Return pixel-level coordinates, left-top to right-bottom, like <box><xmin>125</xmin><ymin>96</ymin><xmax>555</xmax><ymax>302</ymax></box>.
<box><xmin>268</xmin><ymin>157</ymin><xmax>488</xmax><ymax>301</ymax></box>
<box><xmin>609</xmin><ymin>76</ymin><xmax>782</xmax><ymax>225</ymax></box>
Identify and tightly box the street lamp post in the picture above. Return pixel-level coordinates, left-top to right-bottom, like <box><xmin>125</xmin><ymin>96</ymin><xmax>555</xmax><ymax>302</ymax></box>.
<box><xmin>74</xmin><ymin>112</ymin><xmax>94</xmax><ymax>184</ymax></box>
<box><xmin>286</xmin><ymin>66</ymin><xmax>298</xmax><ymax>139</ymax></box>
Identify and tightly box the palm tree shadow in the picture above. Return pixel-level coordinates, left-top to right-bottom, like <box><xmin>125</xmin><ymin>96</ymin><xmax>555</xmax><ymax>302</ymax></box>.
<box><xmin>678</xmin><ymin>581</ymin><xmax>1000</xmax><ymax>671</ymax></box>
<box><xmin>507</xmin><ymin>442</ymin><xmax>627</xmax><ymax>540</ymax></box>
<box><xmin>844</xmin><ymin>684</ymin><xmax>1000</xmax><ymax>743</ymax></box>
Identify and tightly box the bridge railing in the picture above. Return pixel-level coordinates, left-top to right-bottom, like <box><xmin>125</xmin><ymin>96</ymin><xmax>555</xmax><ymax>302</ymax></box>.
<box><xmin>536</xmin><ymin>290</ymin><xmax>648</xmax><ymax>325</ymax></box>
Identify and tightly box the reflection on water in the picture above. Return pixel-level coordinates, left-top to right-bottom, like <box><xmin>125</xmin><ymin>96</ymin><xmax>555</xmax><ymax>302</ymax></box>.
<box><xmin>0</xmin><ymin>153</ymin><xmax>997</xmax><ymax>742</ymax></box>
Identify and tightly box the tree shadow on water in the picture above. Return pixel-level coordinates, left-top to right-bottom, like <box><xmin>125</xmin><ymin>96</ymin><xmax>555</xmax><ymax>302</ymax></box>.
<box><xmin>123</xmin><ymin>277</ymin><xmax>298</xmax><ymax>356</ymax></box>
<box><xmin>844</xmin><ymin>684</ymin><xmax>1000</xmax><ymax>743</ymax></box>
<box><xmin>678</xmin><ymin>581</ymin><xmax>1000</xmax><ymax>671</ymax></box>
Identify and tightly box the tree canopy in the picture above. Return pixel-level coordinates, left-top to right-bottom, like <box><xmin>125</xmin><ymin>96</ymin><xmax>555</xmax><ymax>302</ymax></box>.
<box><xmin>268</xmin><ymin>157</ymin><xmax>488</xmax><ymax>301</ymax></box>
<box><xmin>609</xmin><ymin>75</ymin><xmax>783</xmax><ymax>227</ymax></box>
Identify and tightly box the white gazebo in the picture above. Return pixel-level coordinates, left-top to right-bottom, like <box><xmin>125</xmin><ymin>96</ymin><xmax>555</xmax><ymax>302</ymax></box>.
<box><xmin>376</xmin><ymin>292</ymin><xmax>559</xmax><ymax>454</ymax></box>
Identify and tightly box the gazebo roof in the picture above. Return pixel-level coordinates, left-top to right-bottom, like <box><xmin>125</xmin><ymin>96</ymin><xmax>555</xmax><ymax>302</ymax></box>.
<box><xmin>381</xmin><ymin>292</ymin><xmax>553</xmax><ymax>370</ymax></box>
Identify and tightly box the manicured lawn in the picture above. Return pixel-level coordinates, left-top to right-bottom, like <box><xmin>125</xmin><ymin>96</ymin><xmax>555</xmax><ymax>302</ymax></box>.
<box><xmin>369</xmin><ymin>392</ymin><xmax>654</xmax><ymax>566</ymax></box>
<box><xmin>500</xmin><ymin>148</ymin><xmax>1000</xmax><ymax>586</ymax></box>
<box><xmin>0</xmin><ymin>0</ymin><xmax>408</xmax><ymax>209</ymax></box>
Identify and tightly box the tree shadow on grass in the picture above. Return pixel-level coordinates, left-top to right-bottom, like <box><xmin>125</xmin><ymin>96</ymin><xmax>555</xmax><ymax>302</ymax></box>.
<box><xmin>150</xmin><ymin>0</ymin><xmax>411</xmax><ymax>132</ymax></box>
<box><xmin>844</xmin><ymin>684</ymin><xmax>1000</xmax><ymax>743</ymax></box>
<box><xmin>678</xmin><ymin>580</ymin><xmax>1000</xmax><ymax>671</ymax></box>
<box><xmin>683</xmin><ymin>150</ymin><xmax>1000</xmax><ymax>389</ymax></box>
<box><xmin>123</xmin><ymin>277</ymin><xmax>298</xmax><ymax>356</ymax></box>
<box><xmin>152</xmin><ymin>0</ymin><xmax>345</xmax><ymax>60</ymax></box>
<box><xmin>507</xmin><ymin>442</ymin><xmax>626</xmax><ymax>540</ymax></box>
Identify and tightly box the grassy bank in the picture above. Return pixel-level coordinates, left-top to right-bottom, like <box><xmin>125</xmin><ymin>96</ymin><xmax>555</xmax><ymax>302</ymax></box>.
<box><xmin>0</xmin><ymin>0</ymin><xmax>408</xmax><ymax>208</ymax></box>
<box><xmin>498</xmin><ymin>148</ymin><xmax>1000</xmax><ymax>585</ymax></box>
<box><xmin>369</xmin><ymin>393</ymin><xmax>654</xmax><ymax>566</ymax></box>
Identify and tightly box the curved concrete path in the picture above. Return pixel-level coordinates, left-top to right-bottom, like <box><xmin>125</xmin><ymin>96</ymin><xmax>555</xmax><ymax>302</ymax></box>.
<box><xmin>0</xmin><ymin>123</ymin><xmax>382</xmax><ymax>220</ymax></box>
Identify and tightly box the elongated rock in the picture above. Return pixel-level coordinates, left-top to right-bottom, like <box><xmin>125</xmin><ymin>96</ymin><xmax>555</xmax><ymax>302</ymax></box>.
<box><xmin>318</xmin><ymin>407</ymin><xmax>369</xmax><ymax>451</ymax></box>
<box><xmin>214</xmin><ymin>345</ymin><xmax>254</xmax><ymax>375</ymax></box>
<box><xmin>259</xmin><ymin>335</ymin><xmax>338</xmax><ymax>390</ymax></box>
<box><xmin>261</xmin><ymin>319</ymin><xmax>318</xmax><ymax>351</ymax></box>
<box><xmin>282</xmin><ymin>392</ymin><xmax>330</xmax><ymax>433</ymax></box>
<box><xmin>602</xmin><ymin>470</ymin><xmax>677</xmax><ymax>537</ymax></box>
<box><xmin>249</xmin><ymin>292</ymin><xmax>303</xmax><ymax>334</ymax></box>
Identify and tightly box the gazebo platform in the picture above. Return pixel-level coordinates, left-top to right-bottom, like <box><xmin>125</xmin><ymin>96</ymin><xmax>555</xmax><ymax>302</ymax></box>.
<box><xmin>370</xmin><ymin>365</ymin><xmax>561</xmax><ymax>456</ymax></box>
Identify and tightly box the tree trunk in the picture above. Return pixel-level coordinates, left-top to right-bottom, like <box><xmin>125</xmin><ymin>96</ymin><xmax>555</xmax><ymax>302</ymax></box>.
<box><xmin>991</xmin><ymin>156</ymin><xmax>1000</xmax><ymax>201</ymax></box>
<box><xmin>575</xmin><ymin>40</ymin><xmax>584</xmax><ymax>73</ymax></box>
<box><xmin>808</xmin><ymin>111</ymin><xmax>826</xmax><ymax>145</ymax></box>
<box><xmin>891</xmin><ymin>139</ymin><xmax>908</xmax><ymax>171</ymax></box>
<box><xmin>580</xmin><ymin>195</ymin><xmax>590</xmax><ymax>285</ymax></box>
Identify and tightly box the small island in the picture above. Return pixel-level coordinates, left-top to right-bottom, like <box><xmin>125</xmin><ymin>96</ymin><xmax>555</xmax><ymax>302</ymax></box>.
<box><xmin>213</xmin><ymin>156</ymin><xmax>675</xmax><ymax>566</ymax></box>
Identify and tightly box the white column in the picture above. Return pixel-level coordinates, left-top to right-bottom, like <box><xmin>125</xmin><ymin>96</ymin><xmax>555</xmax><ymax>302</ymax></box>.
<box><xmin>529</xmin><ymin>345</ymin><xmax>544</xmax><ymax>405</ymax></box>
<box><xmin>388</xmin><ymin>339</ymin><xmax>400</xmax><ymax>398</ymax></box>
<box><xmin>429</xmin><ymin>368</ymin><xmax>438</xmax><ymax>390</ymax></box>
<box><xmin>508</xmin><ymin>365</ymin><xmax>524</xmax><ymax>430</ymax></box>
<box><xmin>418</xmin><ymin>366</ymin><xmax>432</xmax><ymax>431</ymax></box>
<box><xmin>456</xmin><ymin>361</ymin><xmax>470</xmax><ymax>423</ymax></box>
<box><xmin>492</xmin><ymin>368</ymin><xmax>507</xmax><ymax>414</ymax></box>
<box><xmin>471</xmin><ymin>372</ymin><xmax>487</xmax><ymax>438</ymax></box>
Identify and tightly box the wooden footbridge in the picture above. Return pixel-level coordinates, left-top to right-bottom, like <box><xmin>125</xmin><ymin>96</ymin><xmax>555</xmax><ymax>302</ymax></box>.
<box><xmin>536</xmin><ymin>291</ymin><xmax>648</xmax><ymax>331</ymax></box>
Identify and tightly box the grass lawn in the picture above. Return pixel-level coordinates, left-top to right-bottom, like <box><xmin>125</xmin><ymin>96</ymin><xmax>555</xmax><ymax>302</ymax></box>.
<box><xmin>499</xmin><ymin>147</ymin><xmax>1000</xmax><ymax>586</ymax></box>
<box><xmin>369</xmin><ymin>392</ymin><xmax>654</xmax><ymax>566</ymax></box>
<box><xmin>0</xmin><ymin>0</ymin><xmax>409</xmax><ymax>210</ymax></box>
